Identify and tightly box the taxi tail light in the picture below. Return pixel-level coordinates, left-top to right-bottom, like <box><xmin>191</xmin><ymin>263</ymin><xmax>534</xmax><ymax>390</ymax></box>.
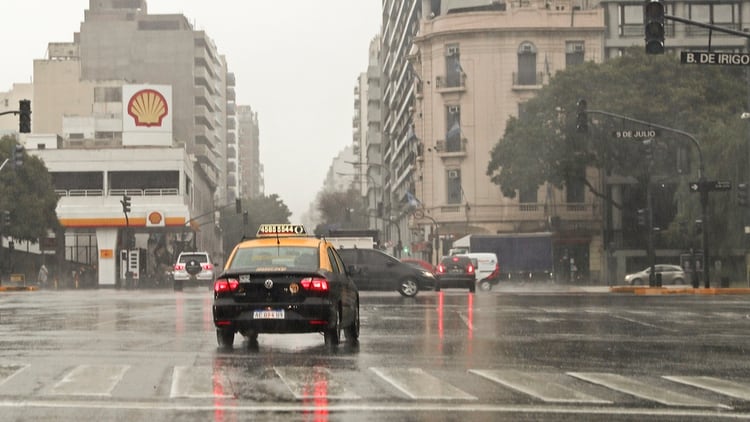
<box><xmin>300</xmin><ymin>277</ymin><xmax>329</xmax><ymax>292</ymax></box>
<box><xmin>467</xmin><ymin>264</ymin><xmax>475</xmax><ymax>274</ymax></box>
<box><xmin>214</xmin><ymin>278</ymin><xmax>240</xmax><ymax>293</ymax></box>
<box><xmin>436</xmin><ymin>264</ymin><xmax>446</xmax><ymax>274</ymax></box>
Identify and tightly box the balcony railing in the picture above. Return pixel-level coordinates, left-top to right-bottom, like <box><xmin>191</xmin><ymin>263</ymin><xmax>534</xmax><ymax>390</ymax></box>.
<box><xmin>56</xmin><ymin>188</ymin><xmax>179</xmax><ymax>197</ymax></box>
<box><xmin>512</xmin><ymin>72</ymin><xmax>546</xmax><ymax>88</ymax></box>
<box><xmin>435</xmin><ymin>74</ymin><xmax>466</xmax><ymax>91</ymax></box>
<box><xmin>435</xmin><ymin>138</ymin><xmax>468</xmax><ymax>154</ymax></box>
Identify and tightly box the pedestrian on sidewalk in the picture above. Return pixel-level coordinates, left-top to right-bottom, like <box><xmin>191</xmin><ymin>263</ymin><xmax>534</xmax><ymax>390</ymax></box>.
<box><xmin>38</xmin><ymin>264</ymin><xmax>49</xmax><ymax>287</ymax></box>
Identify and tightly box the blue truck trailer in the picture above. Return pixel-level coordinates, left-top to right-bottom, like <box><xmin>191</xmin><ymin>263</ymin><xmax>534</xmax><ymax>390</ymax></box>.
<box><xmin>467</xmin><ymin>232</ymin><xmax>555</xmax><ymax>281</ymax></box>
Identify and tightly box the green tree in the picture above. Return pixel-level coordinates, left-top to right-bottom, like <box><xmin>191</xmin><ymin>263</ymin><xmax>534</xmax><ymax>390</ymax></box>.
<box><xmin>486</xmin><ymin>47</ymin><xmax>748</xmax><ymax>253</ymax></box>
<box><xmin>0</xmin><ymin>136</ymin><xmax>60</xmax><ymax>242</ymax></box>
<box><xmin>313</xmin><ymin>187</ymin><xmax>366</xmax><ymax>236</ymax></box>
<box><xmin>220</xmin><ymin>194</ymin><xmax>292</xmax><ymax>251</ymax></box>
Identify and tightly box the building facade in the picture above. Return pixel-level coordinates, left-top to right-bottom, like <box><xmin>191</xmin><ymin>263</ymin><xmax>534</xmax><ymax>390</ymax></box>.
<box><xmin>0</xmin><ymin>0</ymin><xmax>265</xmax><ymax>285</ymax></box>
<box><xmin>236</xmin><ymin>105</ymin><xmax>263</xmax><ymax>200</ymax></box>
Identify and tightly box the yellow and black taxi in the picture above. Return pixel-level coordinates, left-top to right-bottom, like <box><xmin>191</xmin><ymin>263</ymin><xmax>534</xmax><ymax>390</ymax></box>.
<box><xmin>212</xmin><ymin>224</ymin><xmax>359</xmax><ymax>348</ymax></box>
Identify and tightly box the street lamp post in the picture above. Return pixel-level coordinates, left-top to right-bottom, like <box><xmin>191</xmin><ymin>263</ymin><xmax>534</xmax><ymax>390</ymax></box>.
<box><xmin>584</xmin><ymin>105</ymin><xmax>710</xmax><ymax>287</ymax></box>
<box><xmin>413</xmin><ymin>208</ymin><xmax>439</xmax><ymax>266</ymax></box>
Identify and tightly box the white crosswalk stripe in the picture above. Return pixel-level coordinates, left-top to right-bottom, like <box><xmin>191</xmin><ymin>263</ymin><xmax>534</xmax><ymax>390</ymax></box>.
<box><xmin>568</xmin><ymin>372</ymin><xmax>730</xmax><ymax>409</ymax></box>
<box><xmin>470</xmin><ymin>369</ymin><xmax>612</xmax><ymax>404</ymax></box>
<box><xmin>664</xmin><ymin>376</ymin><xmax>750</xmax><ymax>401</ymax></box>
<box><xmin>50</xmin><ymin>364</ymin><xmax>129</xmax><ymax>397</ymax></box>
<box><xmin>274</xmin><ymin>366</ymin><xmax>361</xmax><ymax>400</ymax></box>
<box><xmin>170</xmin><ymin>366</ymin><xmax>234</xmax><ymax>399</ymax></box>
<box><xmin>0</xmin><ymin>364</ymin><xmax>28</xmax><ymax>388</ymax></box>
<box><xmin>4</xmin><ymin>361</ymin><xmax>750</xmax><ymax>408</ymax></box>
<box><xmin>370</xmin><ymin>367</ymin><xmax>477</xmax><ymax>400</ymax></box>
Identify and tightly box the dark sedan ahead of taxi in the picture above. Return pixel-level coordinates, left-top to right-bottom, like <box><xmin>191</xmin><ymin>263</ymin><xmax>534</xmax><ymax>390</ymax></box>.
<box><xmin>435</xmin><ymin>255</ymin><xmax>476</xmax><ymax>293</ymax></box>
<box><xmin>212</xmin><ymin>224</ymin><xmax>359</xmax><ymax>348</ymax></box>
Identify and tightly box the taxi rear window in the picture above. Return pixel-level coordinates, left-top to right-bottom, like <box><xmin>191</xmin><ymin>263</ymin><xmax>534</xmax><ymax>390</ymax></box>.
<box><xmin>228</xmin><ymin>246</ymin><xmax>319</xmax><ymax>271</ymax></box>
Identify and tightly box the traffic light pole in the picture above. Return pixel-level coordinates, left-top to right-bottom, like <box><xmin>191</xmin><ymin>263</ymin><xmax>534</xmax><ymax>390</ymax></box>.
<box><xmin>584</xmin><ymin>106</ymin><xmax>711</xmax><ymax>287</ymax></box>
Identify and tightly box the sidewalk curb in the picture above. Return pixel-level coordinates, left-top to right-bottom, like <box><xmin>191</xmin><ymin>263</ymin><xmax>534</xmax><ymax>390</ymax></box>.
<box><xmin>0</xmin><ymin>285</ymin><xmax>38</xmax><ymax>292</ymax></box>
<box><xmin>610</xmin><ymin>286</ymin><xmax>750</xmax><ymax>295</ymax></box>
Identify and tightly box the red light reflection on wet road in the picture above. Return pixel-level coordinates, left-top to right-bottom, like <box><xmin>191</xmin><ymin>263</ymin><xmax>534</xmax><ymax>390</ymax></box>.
<box><xmin>213</xmin><ymin>359</ymin><xmax>237</xmax><ymax>422</ymax></box>
<box><xmin>301</xmin><ymin>367</ymin><xmax>329</xmax><ymax>422</ymax></box>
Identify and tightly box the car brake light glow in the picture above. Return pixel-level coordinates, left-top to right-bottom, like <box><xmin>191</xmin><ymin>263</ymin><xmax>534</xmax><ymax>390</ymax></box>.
<box><xmin>202</xmin><ymin>263</ymin><xmax>214</xmax><ymax>270</ymax></box>
<box><xmin>467</xmin><ymin>264</ymin><xmax>475</xmax><ymax>274</ymax></box>
<box><xmin>174</xmin><ymin>264</ymin><xmax>185</xmax><ymax>271</ymax></box>
<box><xmin>214</xmin><ymin>278</ymin><xmax>239</xmax><ymax>293</ymax></box>
<box><xmin>437</xmin><ymin>264</ymin><xmax>446</xmax><ymax>274</ymax></box>
<box><xmin>300</xmin><ymin>277</ymin><xmax>329</xmax><ymax>292</ymax></box>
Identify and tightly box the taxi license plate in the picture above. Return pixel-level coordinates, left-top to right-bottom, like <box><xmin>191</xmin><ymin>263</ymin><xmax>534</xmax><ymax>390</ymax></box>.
<box><xmin>253</xmin><ymin>310</ymin><xmax>285</xmax><ymax>319</ymax></box>
<box><xmin>450</xmin><ymin>268</ymin><xmax>463</xmax><ymax>273</ymax></box>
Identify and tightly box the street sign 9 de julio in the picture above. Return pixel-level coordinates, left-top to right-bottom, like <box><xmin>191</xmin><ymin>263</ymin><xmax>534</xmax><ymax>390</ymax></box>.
<box><xmin>611</xmin><ymin>129</ymin><xmax>660</xmax><ymax>139</ymax></box>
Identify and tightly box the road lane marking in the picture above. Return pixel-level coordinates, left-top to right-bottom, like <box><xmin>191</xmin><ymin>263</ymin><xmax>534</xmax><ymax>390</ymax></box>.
<box><xmin>370</xmin><ymin>367</ymin><xmax>477</xmax><ymax>400</ymax></box>
<box><xmin>0</xmin><ymin>399</ymin><xmax>748</xmax><ymax>418</ymax></box>
<box><xmin>568</xmin><ymin>372</ymin><xmax>729</xmax><ymax>408</ymax></box>
<box><xmin>0</xmin><ymin>364</ymin><xmax>28</xmax><ymax>388</ymax></box>
<box><xmin>50</xmin><ymin>364</ymin><xmax>129</xmax><ymax>397</ymax></box>
<box><xmin>274</xmin><ymin>366</ymin><xmax>360</xmax><ymax>400</ymax></box>
<box><xmin>470</xmin><ymin>369</ymin><xmax>611</xmax><ymax>404</ymax></box>
<box><xmin>664</xmin><ymin>376</ymin><xmax>750</xmax><ymax>401</ymax></box>
<box><xmin>170</xmin><ymin>366</ymin><xmax>234</xmax><ymax>399</ymax></box>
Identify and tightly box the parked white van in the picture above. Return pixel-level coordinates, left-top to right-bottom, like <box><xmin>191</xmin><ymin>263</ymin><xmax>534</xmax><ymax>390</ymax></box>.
<box><xmin>465</xmin><ymin>252</ymin><xmax>500</xmax><ymax>291</ymax></box>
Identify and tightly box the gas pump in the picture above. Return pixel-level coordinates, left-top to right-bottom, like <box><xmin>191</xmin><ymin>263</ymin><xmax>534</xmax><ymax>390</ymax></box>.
<box><xmin>120</xmin><ymin>249</ymin><xmax>140</xmax><ymax>287</ymax></box>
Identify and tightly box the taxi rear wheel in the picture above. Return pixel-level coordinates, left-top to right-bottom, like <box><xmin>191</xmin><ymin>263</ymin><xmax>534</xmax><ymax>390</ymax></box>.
<box><xmin>324</xmin><ymin>307</ymin><xmax>341</xmax><ymax>347</ymax></box>
<box><xmin>216</xmin><ymin>328</ymin><xmax>234</xmax><ymax>348</ymax></box>
<box><xmin>345</xmin><ymin>303</ymin><xmax>360</xmax><ymax>345</ymax></box>
<box><xmin>398</xmin><ymin>278</ymin><xmax>419</xmax><ymax>297</ymax></box>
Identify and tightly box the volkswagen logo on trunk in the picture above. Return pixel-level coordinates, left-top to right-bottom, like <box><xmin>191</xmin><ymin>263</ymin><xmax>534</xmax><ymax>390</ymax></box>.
<box><xmin>264</xmin><ymin>279</ymin><xmax>274</xmax><ymax>290</ymax></box>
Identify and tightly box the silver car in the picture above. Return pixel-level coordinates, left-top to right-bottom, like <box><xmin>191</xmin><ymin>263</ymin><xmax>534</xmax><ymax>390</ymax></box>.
<box><xmin>624</xmin><ymin>264</ymin><xmax>686</xmax><ymax>286</ymax></box>
<box><xmin>173</xmin><ymin>252</ymin><xmax>215</xmax><ymax>290</ymax></box>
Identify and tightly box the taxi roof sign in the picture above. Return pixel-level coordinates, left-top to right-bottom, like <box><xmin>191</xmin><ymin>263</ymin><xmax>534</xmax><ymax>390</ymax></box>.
<box><xmin>257</xmin><ymin>224</ymin><xmax>307</xmax><ymax>237</ymax></box>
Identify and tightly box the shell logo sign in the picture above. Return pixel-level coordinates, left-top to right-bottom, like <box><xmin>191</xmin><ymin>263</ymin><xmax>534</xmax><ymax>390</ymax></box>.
<box><xmin>146</xmin><ymin>211</ymin><xmax>165</xmax><ymax>227</ymax></box>
<box><xmin>121</xmin><ymin>85</ymin><xmax>172</xmax><ymax>142</ymax></box>
<box><xmin>127</xmin><ymin>89</ymin><xmax>168</xmax><ymax>127</ymax></box>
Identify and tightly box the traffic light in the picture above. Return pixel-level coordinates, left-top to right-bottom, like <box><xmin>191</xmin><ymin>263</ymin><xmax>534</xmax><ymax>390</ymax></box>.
<box><xmin>12</xmin><ymin>144</ymin><xmax>24</xmax><ymax>168</ymax></box>
<box><xmin>576</xmin><ymin>99</ymin><xmax>588</xmax><ymax>133</ymax></box>
<box><xmin>120</xmin><ymin>195</ymin><xmax>131</xmax><ymax>214</ymax></box>
<box><xmin>637</xmin><ymin>208</ymin><xmax>646</xmax><ymax>226</ymax></box>
<box><xmin>644</xmin><ymin>0</ymin><xmax>665</xmax><ymax>54</ymax></box>
<box><xmin>2</xmin><ymin>210</ymin><xmax>10</xmax><ymax>227</ymax></box>
<box><xmin>18</xmin><ymin>99</ymin><xmax>31</xmax><ymax>133</ymax></box>
<box><xmin>738</xmin><ymin>183</ymin><xmax>749</xmax><ymax>207</ymax></box>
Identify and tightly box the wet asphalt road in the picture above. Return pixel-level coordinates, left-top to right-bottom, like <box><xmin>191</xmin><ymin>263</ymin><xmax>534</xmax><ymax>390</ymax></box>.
<box><xmin>1</xmin><ymin>283</ymin><xmax>750</xmax><ymax>421</ymax></box>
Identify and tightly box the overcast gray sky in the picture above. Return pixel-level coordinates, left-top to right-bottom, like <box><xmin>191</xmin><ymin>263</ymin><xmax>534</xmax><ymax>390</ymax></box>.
<box><xmin>0</xmin><ymin>1</ymin><xmax>381</xmax><ymax>220</ymax></box>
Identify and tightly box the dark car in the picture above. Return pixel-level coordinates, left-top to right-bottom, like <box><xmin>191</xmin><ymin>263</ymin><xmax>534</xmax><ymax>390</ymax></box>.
<box><xmin>338</xmin><ymin>248</ymin><xmax>436</xmax><ymax>297</ymax></box>
<box><xmin>400</xmin><ymin>257</ymin><xmax>436</xmax><ymax>274</ymax></box>
<box><xmin>212</xmin><ymin>224</ymin><xmax>359</xmax><ymax>349</ymax></box>
<box><xmin>435</xmin><ymin>255</ymin><xmax>476</xmax><ymax>293</ymax></box>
